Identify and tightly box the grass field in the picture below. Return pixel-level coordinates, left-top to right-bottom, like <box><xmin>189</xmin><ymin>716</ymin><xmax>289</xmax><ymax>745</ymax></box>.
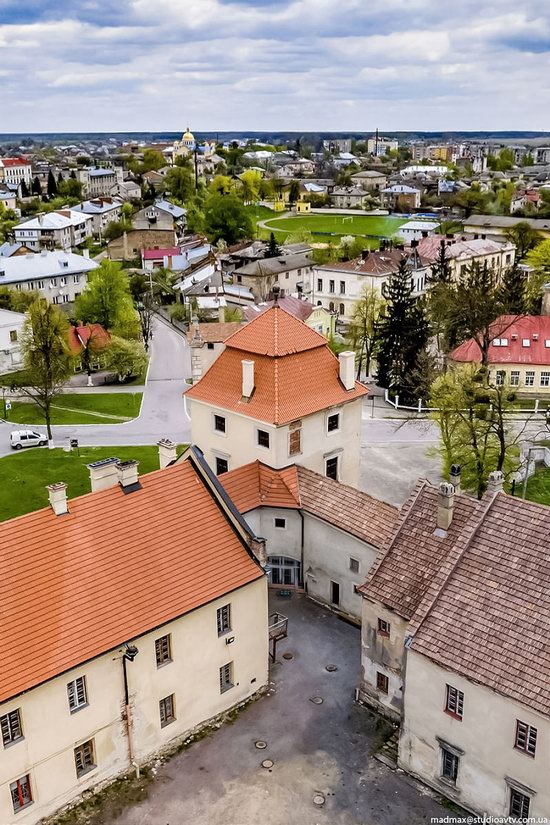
<box><xmin>525</xmin><ymin>467</ymin><xmax>550</xmax><ymax>507</ymax></box>
<box><xmin>4</xmin><ymin>393</ymin><xmax>143</xmax><ymax>425</ymax></box>
<box><xmin>0</xmin><ymin>445</ymin><xmax>187</xmax><ymax>521</ymax></box>
<box><xmin>257</xmin><ymin>211</ymin><xmax>405</xmax><ymax>242</ymax></box>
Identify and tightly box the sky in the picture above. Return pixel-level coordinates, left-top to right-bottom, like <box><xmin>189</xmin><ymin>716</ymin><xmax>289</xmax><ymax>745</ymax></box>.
<box><xmin>0</xmin><ymin>0</ymin><xmax>549</xmax><ymax>133</ymax></box>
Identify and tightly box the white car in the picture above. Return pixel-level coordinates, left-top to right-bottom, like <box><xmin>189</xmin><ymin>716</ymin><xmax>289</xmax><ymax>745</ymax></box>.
<box><xmin>10</xmin><ymin>430</ymin><xmax>48</xmax><ymax>450</ymax></box>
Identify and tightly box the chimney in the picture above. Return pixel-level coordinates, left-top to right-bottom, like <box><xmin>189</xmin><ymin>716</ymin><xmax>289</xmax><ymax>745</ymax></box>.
<box><xmin>82</xmin><ymin>249</ymin><xmax>90</xmax><ymax>259</ymax></box>
<box><xmin>117</xmin><ymin>459</ymin><xmax>141</xmax><ymax>492</ymax></box>
<box><xmin>339</xmin><ymin>351</ymin><xmax>355</xmax><ymax>391</ymax></box>
<box><xmin>450</xmin><ymin>463</ymin><xmax>461</xmax><ymax>494</ymax></box>
<box><xmin>361</xmin><ymin>249</ymin><xmax>369</xmax><ymax>260</ymax></box>
<box><xmin>541</xmin><ymin>283</ymin><xmax>550</xmax><ymax>317</ymax></box>
<box><xmin>437</xmin><ymin>482</ymin><xmax>455</xmax><ymax>531</ymax></box>
<box><xmin>242</xmin><ymin>359</ymin><xmax>255</xmax><ymax>399</ymax></box>
<box><xmin>88</xmin><ymin>457</ymin><xmax>119</xmax><ymax>492</ymax></box>
<box><xmin>487</xmin><ymin>470</ymin><xmax>504</xmax><ymax>494</ymax></box>
<box><xmin>250</xmin><ymin>535</ymin><xmax>267</xmax><ymax>566</ymax></box>
<box><xmin>158</xmin><ymin>438</ymin><xmax>177</xmax><ymax>469</ymax></box>
<box><xmin>218</xmin><ymin>304</ymin><xmax>225</xmax><ymax>323</ymax></box>
<box><xmin>47</xmin><ymin>482</ymin><xmax>68</xmax><ymax>516</ymax></box>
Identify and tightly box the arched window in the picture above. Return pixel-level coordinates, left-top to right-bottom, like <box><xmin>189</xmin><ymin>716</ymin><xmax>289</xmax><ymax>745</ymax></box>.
<box><xmin>339</xmin><ymin>303</ymin><xmax>345</xmax><ymax>315</ymax></box>
<box><xmin>329</xmin><ymin>301</ymin><xmax>335</xmax><ymax>312</ymax></box>
<box><xmin>317</xmin><ymin>300</ymin><xmax>322</xmax><ymax>306</ymax></box>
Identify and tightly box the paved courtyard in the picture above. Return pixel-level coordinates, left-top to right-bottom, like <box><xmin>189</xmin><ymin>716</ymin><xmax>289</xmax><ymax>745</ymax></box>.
<box><xmin>112</xmin><ymin>593</ymin><xmax>450</xmax><ymax>825</ymax></box>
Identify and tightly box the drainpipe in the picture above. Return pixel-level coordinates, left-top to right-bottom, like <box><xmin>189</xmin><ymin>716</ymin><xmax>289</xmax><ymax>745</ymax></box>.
<box><xmin>122</xmin><ymin>644</ymin><xmax>140</xmax><ymax>778</ymax></box>
<box><xmin>299</xmin><ymin>509</ymin><xmax>305</xmax><ymax>589</ymax></box>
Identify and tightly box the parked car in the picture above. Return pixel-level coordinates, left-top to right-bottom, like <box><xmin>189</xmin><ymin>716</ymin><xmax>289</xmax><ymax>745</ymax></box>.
<box><xmin>10</xmin><ymin>430</ymin><xmax>47</xmax><ymax>450</ymax></box>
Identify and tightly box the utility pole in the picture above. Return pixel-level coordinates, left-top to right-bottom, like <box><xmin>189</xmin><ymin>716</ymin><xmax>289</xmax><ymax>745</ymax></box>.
<box><xmin>194</xmin><ymin>147</ymin><xmax>199</xmax><ymax>193</ymax></box>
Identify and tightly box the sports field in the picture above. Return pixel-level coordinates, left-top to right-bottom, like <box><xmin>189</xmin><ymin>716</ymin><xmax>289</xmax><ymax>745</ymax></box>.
<box><xmin>259</xmin><ymin>212</ymin><xmax>405</xmax><ymax>241</ymax></box>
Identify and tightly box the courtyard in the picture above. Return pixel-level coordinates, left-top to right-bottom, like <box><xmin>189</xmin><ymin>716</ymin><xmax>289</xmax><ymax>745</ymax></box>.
<box><xmin>103</xmin><ymin>593</ymin><xmax>451</xmax><ymax>825</ymax></box>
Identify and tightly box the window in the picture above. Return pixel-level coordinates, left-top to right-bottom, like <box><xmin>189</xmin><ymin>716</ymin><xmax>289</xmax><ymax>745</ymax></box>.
<box><xmin>445</xmin><ymin>685</ymin><xmax>464</xmax><ymax>719</ymax></box>
<box><xmin>522</xmin><ymin>338</ymin><xmax>531</xmax><ymax>347</ymax></box>
<box><xmin>236</xmin><ymin>274</ymin><xmax>242</xmax><ymax>283</ymax></box>
<box><xmin>329</xmin><ymin>280</ymin><xmax>335</xmax><ymax>294</ymax></box>
<box><xmin>67</xmin><ymin>676</ymin><xmax>88</xmax><ymax>712</ymax></box>
<box><xmin>515</xmin><ymin>720</ymin><xmax>537</xmax><ymax>756</ymax></box>
<box><xmin>10</xmin><ymin>775</ymin><xmax>32</xmax><ymax>813</ymax></box>
<box><xmin>257</xmin><ymin>429</ymin><xmax>270</xmax><ymax>448</ymax></box>
<box><xmin>159</xmin><ymin>694</ymin><xmax>176</xmax><ymax>727</ymax></box>
<box><xmin>288</xmin><ymin>421</ymin><xmax>301</xmax><ymax>456</ymax></box>
<box><xmin>376</xmin><ymin>672</ymin><xmax>389</xmax><ymax>694</ymax></box>
<box><xmin>440</xmin><ymin>746</ymin><xmax>459</xmax><ymax>783</ymax></box>
<box><xmin>349</xmin><ymin>557</ymin><xmax>359</xmax><ymax>574</ymax></box>
<box><xmin>155</xmin><ymin>634</ymin><xmax>172</xmax><ymax>667</ymax></box>
<box><xmin>274</xmin><ymin>517</ymin><xmax>286</xmax><ymax>529</ymax></box>
<box><xmin>207</xmin><ymin>342</ymin><xmax>214</xmax><ymax>350</ymax></box>
<box><xmin>510</xmin><ymin>370</ymin><xmax>520</xmax><ymax>387</ymax></box>
<box><xmin>339</xmin><ymin>303</ymin><xmax>345</xmax><ymax>316</ymax></box>
<box><xmin>214</xmin><ymin>414</ymin><xmax>226</xmax><ymax>433</ymax></box>
<box><xmin>495</xmin><ymin>370</ymin><xmax>505</xmax><ymax>386</ymax></box>
<box><xmin>339</xmin><ymin>281</ymin><xmax>345</xmax><ymax>294</ymax></box>
<box><xmin>317</xmin><ymin>278</ymin><xmax>323</xmax><ymax>292</ymax></box>
<box><xmin>219</xmin><ymin>662</ymin><xmax>234</xmax><ymax>693</ymax></box>
<box><xmin>74</xmin><ymin>739</ymin><xmax>96</xmax><ymax>777</ymax></box>
<box><xmin>327</xmin><ymin>413</ymin><xmax>340</xmax><ymax>433</ymax></box>
<box><xmin>217</xmin><ymin>604</ymin><xmax>231</xmax><ymax>635</ymax></box>
<box><xmin>500</xmin><ymin>338</ymin><xmax>508</xmax><ymax>346</ymax></box>
<box><xmin>329</xmin><ymin>301</ymin><xmax>335</xmax><ymax>312</ymax></box>
<box><xmin>73</xmin><ymin>274</ymin><xmax>80</xmax><ymax>283</ymax></box>
<box><xmin>377</xmin><ymin>618</ymin><xmax>390</xmax><ymax>636</ymax></box>
<box><xmin>509</xmin><ymin>788</ymin><xmax>530</xmax><ymax>819</ymax></box>
<box><xmin>525</xmin><ymin>370</ymin><xmax>535</xmax><ymax>387</ymax></box>
<box><xmin>326</xmin><ymin>456</ymin><xmax>338</xmax><ymax>480</ymax></box>
<box><xmin>1</xmin><ymin>708</ymin><xmax>23</xmax><ymax>746</ymax></box>
<box><xmin>216</xmin><ymin>457</ymin><xmax>229</xmax><ymax>475</ymax></box>
<box><xmin>9</xmin><ymin>330</ymin><xmax>17</xmax><ymax>343</ymax></box>
<box><xmin>545</xmin><ymin>340</ymin><xmax>550</xmax><ymax>348</ymax></box>
<box><xmin>330</xmin><ymin>580</ymin><xmax>340</xmax><ymax>605</ymax></box>
<box><xmin>541</xmin><ymin>371</ymin><xmax>550</xmax><ymax>388</ymax></box>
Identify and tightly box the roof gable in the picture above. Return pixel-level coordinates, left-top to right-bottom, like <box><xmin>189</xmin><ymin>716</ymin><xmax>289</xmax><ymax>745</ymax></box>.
<box><xmin>223</xmin><ymin>305</ymin><xmax>327</xmax><ymax>357</ymax></box>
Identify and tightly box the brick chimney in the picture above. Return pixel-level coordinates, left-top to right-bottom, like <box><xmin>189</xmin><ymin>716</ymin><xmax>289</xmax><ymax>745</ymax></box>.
<box><xmin>242</xmin><ymin>359</ymin><xmax>255</xmax><ymax>399</ymax></box>
<box><xmin>158</xmin><ymin>438</ymin><xmax>177</xmax><ymax>469</ymax></box>
<box><xmin>250</xmin><ymin>535</ymin><xmax>267</xmax><ymax>566</ymax></box>
<box><xmin>542</xmin><ymin>283</ymin><xmax>550</xmax><ymax>317</ymax></box>
<box><xmin>117</xmin><ymin>460</ymin><xmax>140</xmax><ymax>492</ymax></box>
<box><xmin>437</xmin><ymin>482</ymin><xmax>455</xmax><ymax>531</ymax></box>
<box><xmin>487</xmin><ymin>470</ymin><xmax>504</xmax><ymax>494</ymax></box>
<box><xmin>47</xmin><ymin>482</ymin><xmax>68</xmax><ymax>516</ymax></box>
<box><xmin>88</xmin><ymin>457</ymin><xmax>119</xmax><ymax>492</ymax></box>
<box><xmin>339</xmin><ymin>351</ymin><xmax>355</xmax><ymax>391</ymax></box>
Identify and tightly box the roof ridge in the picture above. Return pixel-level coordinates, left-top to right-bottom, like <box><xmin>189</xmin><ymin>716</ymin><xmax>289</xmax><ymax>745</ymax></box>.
<box><xmin>407</xmin><ymin>491</ymin><xmax>498</xmax><ymax>639</ymax></box>
<box><xmin>278</xmin><ymin>465</ymin><xmax>301</xmax><ymax>506</ymax></box>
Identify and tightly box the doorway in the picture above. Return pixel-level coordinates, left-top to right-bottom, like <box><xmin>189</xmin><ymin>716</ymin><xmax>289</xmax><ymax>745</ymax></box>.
<box><xmin>330</xmin><ymin>580</ymin><xmax>340</xmax><ymax>606</ymax></box>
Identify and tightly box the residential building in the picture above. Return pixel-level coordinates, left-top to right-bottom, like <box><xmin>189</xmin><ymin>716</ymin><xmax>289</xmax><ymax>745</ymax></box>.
<box><xmin>350</xmin><ymin>170</ymin><xmax>388</xmax><ymax>192</ymax></box>
<box><xmin>0</xmin><ymin>157</ymin><xmax>32</xmax><ymax>188</ymax></box>
<box><xmin>366</xmin><ymin>137</ymin><xmax>399</xmax><ymax>157</ymax></box>
<box><xmin>0</xmin><ymin>188</ymin><xmax>18</xmax><ymax>211</ymax></box>
<box><xmin>400</xmin><ymin>165</ymin><xmax>448</xmax><ymax>179</ymax></box>
<box><xmin>0</xmin><ymin>446</ymin><xmax>268</xmax><ymax>824</ymax></box>
<box><xmin>0</xmin><ymin>242</ymin><xmax>34</xmax><ymax>258</ymax></box>
<box><xmin>330</xmin><ymin>187</ymin><xmax>370</xmax><ymax>209</ymax></box>
<box><xmin>232</xmin><ymin>254</ymin><xmax>313</xmax><ymax>302</ymax></box>
<box><xmin>449</xmin><ymin>310</ymin><xmax>550</xmax><ymax>395</ymax></box>
<box><xmin>0</xmin><ymin>250</ymin><xmax>99</xmax><ymax>303</ymax></box>
<box><xmin>534</xmin><ymin>146</ymin><xmax>550</xmax><ymax>165</ymax></box>
<box><xmin>380</xmin><ymin>184</ymin><xmax>421</xmax><ymax>211</ymax></box>
<box><xmin>510</xmin><ymin>189</ymin><xmax>542</xmax><ymax>214</ymax></box>
<box><xmin>187</xmin><ymin>321</ymin><xmax>244</xmax><ymax>383</ymax></box>
<box><xmin>77</xmin><ymin>167</ymin><xmax>121</xmax><ymax>198</ymax></box>
<box><xmin>358</xmin><ymin>474</ymin><xmax>550</xmax><ymax>819</ymax></box>
<box><xmin>415</xmin><ymin>236</ymin><xmax>515</xmax><ymax>280</ymax></box>
<box><xmin>70</xmin><ymin>198</ymin><xmax>122</xmax><ymax>236</ymax></box>
<box><xmin>153</xmin><ymin>199</ymin><xmax>187</xmax><ymax>229</ymax></box>
<box><xmin>67</xmin><ymin>323</ymin><xmax>111</xmax><ymax>377</ymax></box>
<box><xmin>221</xmin><ymin>461</ymin><xmax>396</xmax><ymax>621</ymax></box>
<box><xmin>323</xmin><ymin>137</ymin><xmax>353</xmax><ymax>154</ymax></box>
<box><xmin>107</xmin><ymin>205</ymin><xmax>177</xmax><ymax>261</ymax></box>
<box><xmin>141</xmin><ymin>246</ymin><xmax>181</xmax><ymax>271</ymax></box>
<box><xmin>13</xmin><ymin>211</ymin><xmax>93</xmax><ymax>251</ymax></box>
<box><xmin>244</xmin><ymin>294</ymin><xmax>336</xmax><ymax>339</ymax></box>
<box><xmin>185</xmin><ymin>304</ymin><xmax>368</xmax><ymax>486</ymax></box>
<box><xmin>463</xmin><ymin>214</ymin><xmax>550</xmax><ymax>242</ymax></box>
<box><xmin>397</xmin><ymin>219</ymin><xmax>439</xmax><ymax>241</ymax></box>
<box><xmin>109</xmin><ymin>179</ymin><xmax>142</xmax><ymax>200</ymax></box>
<box><xmin>0</xmin><ymin>307</ymin><xmax>25</xmax><ymax>372</ymax></box>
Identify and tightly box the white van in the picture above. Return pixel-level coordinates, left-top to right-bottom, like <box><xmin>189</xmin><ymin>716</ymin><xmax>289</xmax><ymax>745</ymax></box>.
<box><xmin>10</xmin><ymin>430</ymin><xmax>48</xmax><ymax>450</ymax></box>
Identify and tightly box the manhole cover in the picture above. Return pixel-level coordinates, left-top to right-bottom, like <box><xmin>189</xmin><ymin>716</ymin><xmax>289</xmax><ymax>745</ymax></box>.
<box><xmin>326</xmin><ymin>664</ymin><xmax>338</xmax><ymax>672</ymax></box>
<box><xmin>310</xmin><ymin>696</ymin><xmax>324</xmax><ymax>705</ymax></box>
<box><xmin>282</xmin><ymin>652</ymin><xmax>293</xmax><ymax>660</ymax></box>
<box><xmin>255</xmin><ymin>741</ymin><xmax>267</xmax><ymax>749</ymax></box>
<box><xmin>313</xmin><ymin>794</ymin><xmax>325</xmax><ymax>806</ymax></box>
<box><xmin>261</xmin><ymin>759</ymin><xmax>274</xmax><ymax>769</ymax></box>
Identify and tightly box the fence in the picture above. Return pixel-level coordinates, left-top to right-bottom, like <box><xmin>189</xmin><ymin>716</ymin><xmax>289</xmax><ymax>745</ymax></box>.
<box><xmin>384</xmin><ymin>389</ymin><xmax>550</xmax><ymax>417</ymax></box>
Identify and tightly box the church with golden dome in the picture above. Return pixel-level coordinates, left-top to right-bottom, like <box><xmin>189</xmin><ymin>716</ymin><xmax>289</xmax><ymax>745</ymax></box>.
<box><xmin>173</xmin><ymin>127</ymin><xmax>196</xmax><ymax>160</ymax></box>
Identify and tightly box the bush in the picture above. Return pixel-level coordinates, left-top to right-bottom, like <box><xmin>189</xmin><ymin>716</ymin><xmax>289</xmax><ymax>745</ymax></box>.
<box><xmin>170</xmin><ymin>304</ymin><xmax>188</xmax><ymax>323</ymax></box>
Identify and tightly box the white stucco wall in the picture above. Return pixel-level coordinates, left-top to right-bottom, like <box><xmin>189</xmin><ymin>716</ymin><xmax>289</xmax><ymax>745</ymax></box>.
<box><xmin>360</xmin><ymin>599</ymin><xmax>408</xmax><ymax>719</ymax></box>
<box><xmin>399</xmin><ymin>649</ymin><xmax>550</xmax><ymax>818</ymax></box>
<box><xmin>0</xmin><ymin>578</ymin><xmax>268</xmax><ymax>825</ymax></box>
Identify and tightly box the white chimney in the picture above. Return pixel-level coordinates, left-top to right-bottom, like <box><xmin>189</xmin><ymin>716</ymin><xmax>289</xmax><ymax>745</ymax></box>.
<box><xmin>437</xmin><ymin>482</ymin><xmax>455</xmax><ymax>531</ymax></box>
<box><xmin>47</xmin><ymin>482</ymin><xmax>68</xmax><ymax>516</ymax></box>
<box><xmin>88</xmin><ymin>457</ymin><xmax>119</xmax><ymax>492</ymax></box>
<box><xmin>450</xmin><ymin>463</ymin><xmax>461</xmax><ymax>494</ymax></box>
<box><xmin>242</xmin><ymin>359</ymin><xmax>255</xmax><ymax>399</ymax></box>
<box><xmin>158</xmin><ymin>438</ymin><xmax>177</xmax><ymax>469</ymax></box>
<box><xmin>117</xmin><ymin>460</ymin><xmax>140</xmax><ymax>490</ymax></box>
<box><xmin>338</xmin><ymin>351</ymin><xmax>355</xmax><ymax>391</ymax></box>
<box><xmin>487</xmin><ymin>470</ymin><xmax>504</xmax><ymax>494</ymax></box>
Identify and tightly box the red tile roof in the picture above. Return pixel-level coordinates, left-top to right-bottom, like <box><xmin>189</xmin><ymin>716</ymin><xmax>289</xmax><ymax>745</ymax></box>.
<box><xmin>142</xmin><ymin>247</ymin><xmax>180</xmax><ymax>259</ymax></box>
<box><xmin>68</xmin><ymin>323</ymin><xmax>110</xmax><ymax>355</ymax></box>
<box><xmin>221</xmin><ymin>461</ymin><xmax>301</xmax><ymax>512</ymax></box>
<box><xmin>1</xmin><ymin>157</ymin><xmax>30</xmax><ymax>167</ymax></box>
<box><xmin>0</xmin><ymin>457</ymin><xmax>263</xmax><ymax>704</ymax></box>
<box><xmin>186</xmin><ymin>306</ymin><xmax>368</xmax><ymax>424</ymax></box>
<box><xmin>244</xmin><ymin>295</ymin><xmax>314</xmax><ymax>324</ymax></box>
<box><xmin>450</xmin><ymin>315</ymin><xmax>550</xmax><ymax>366</ymax></box>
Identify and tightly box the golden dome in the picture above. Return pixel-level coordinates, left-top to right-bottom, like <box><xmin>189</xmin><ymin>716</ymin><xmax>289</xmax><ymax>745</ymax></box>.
<box><xmin>182</xmin><ymin>128</ymin><xmax>194</xmax><ymax>142</ymax></box>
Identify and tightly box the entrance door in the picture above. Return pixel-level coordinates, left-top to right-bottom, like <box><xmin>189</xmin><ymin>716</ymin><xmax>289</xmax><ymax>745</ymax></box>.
<box><xmin>331</xmin><ymin>580</ymin><xmax>340</xmax><ymax>606</ymax></box>
<box><xmin>268</xmin><ymin>556</ymin><xmax>301</xmax><ymax>587</ymax></box>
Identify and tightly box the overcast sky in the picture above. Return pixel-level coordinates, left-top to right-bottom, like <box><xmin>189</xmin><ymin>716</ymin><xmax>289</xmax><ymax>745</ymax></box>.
<box><xmin>0</xmin><ymin>0</ymin><xmax>549</xmax><ymax>134</ymax></box>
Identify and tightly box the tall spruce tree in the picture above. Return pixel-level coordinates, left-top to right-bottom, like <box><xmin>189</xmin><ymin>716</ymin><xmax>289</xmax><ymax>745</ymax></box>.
<box><xmin>499</xmin><ymin>263</ymin><xmax>527</xmax><ymax>314</ymax></box>
<box><xmin>376</xmin><ymin>257</ymin><xmax>429</xmax><ymax>403</ymax></box>
<box><xmin>265</xmin><ymin>232</ymin><xmax>280</xmax><ymax>258</ymax></box>
<box><xmin>47</xmin><ymin>169</ymin><xmax>57</xmax><ymax>197</ymax></box>
<box><xmin>32</xmin><ymin>176</ymin><xmax>42</xmax><ymax>196</ymax></box>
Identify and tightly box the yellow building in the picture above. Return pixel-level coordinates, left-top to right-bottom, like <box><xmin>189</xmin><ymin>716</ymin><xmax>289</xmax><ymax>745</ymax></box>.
<box><xmin>173</xmin><ymin>127</ymin><xmax>195</xmax><ymax>160</ymax></box>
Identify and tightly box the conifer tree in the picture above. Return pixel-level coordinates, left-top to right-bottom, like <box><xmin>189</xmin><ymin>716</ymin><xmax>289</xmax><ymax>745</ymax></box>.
<box><xmin>265</xmin><ymin>232</ymin><xmax>280</xmax><ymax>258</ymax></box>
<box><xmin>47</xmin><ymin>169</ymin><xmax>57</xmax><ymax>197</ymax></box>
<box><xmin>499</xmin><ymin>263</ymin><xmax>527</xmax><ymax>315</ymax></box>
<box><xmin>32</xmin><ymin>176</ymin><xmax>42</xmax><ymax>196</ymax></box>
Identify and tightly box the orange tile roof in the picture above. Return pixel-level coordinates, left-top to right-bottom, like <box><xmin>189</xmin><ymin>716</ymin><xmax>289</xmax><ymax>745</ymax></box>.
<box><xmin>221</xmin><ymin>461</ymin><xmax>300</xmax><ymax>512</ymax></box>
<box><xmin>0</xmin><ymin>457</ymin><xmax>263</xmax><ymax>704</ymax></box>
<box><xmin>186</xmin><ymin>322</ymin><xmax>244</xmax><ymax>345</ymax></box>
<box><xmin>186</xmin><ymin>305</ymin><xmax>368</xmax><ymax>424</ymax></box>
<box><xmin>68</xmin><ymin>323</ymin><xmax>110</xmax><ymax>355</ymax></box>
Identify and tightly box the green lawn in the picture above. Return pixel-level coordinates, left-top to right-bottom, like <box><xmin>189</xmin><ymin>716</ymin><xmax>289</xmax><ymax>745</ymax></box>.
<box><xmin>3</xmin><ymin>393</ymin><xmax>143</xmax><ymax>425</ymax></box>
<box><xmin>525</xmin><ymin>467</ymin><xmax>550</xmax><ymax>507</ymax></box>
<box><xmin>0</xmin><ymin>445</ymin><xmax>187</xmax><ymax>521</ymax></box>
<box><xmin>259</xmin><ymin>213</ymin><xmax>405</xmax><ymax>242</ymax></box>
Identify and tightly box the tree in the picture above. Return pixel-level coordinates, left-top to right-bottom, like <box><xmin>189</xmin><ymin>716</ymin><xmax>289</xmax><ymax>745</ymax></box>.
<box><xmin>141</xmin><ymin>149</ymin><xmax>166</xmax><ymax>173</ymax></box>
<box><xmin>347</xmin><ymin>286</ymin><xmax>385</xmax><ymax>379</ymax></box>
<box><xmin>525</xmin><ymin>239</ymin><xmax>550</xmax><ymax>312</ymax></box>
<box><xmin>288</xmin><ymin>180</ymin><xmax>300</xmax><ymax>204</ymax></box>
<box><xmin>265</xmin><ymin>232</ymin><xmax>280</xmax><ymax>259</ymax></box>
<box><xmin>20</xmin><ymin>179</ymin><xmax>29</xmax><ymax>198</ymax></box>
<box><xmin>240</xmin><ymin>170</ymin><xmax>261</xmax><ymax>204</ymax></box>
<box><xmin>57</xmin><ymin>178</ymin><xmax>83</xmax><ymax>199</ymax></box>
<box><xmin>430</xmin><ymin>364</ymin><xmax>521</xmax><ymax>499</ymax></box>
<box><xmin>164</xmin><ymin>159</ymin><xmax>194</xmax><ymax>203</ymax></box>
<box><xmin>135</xmin><ymin>291</ymin><xmax>155</xmax><ymax>352</ymax></box>
<box><xmin>47</xmin><ymin>169</ymin><xmax>57</xmax><ymax>198</ymax></box>
<box><xmin>32</xmin><ymin>176</ymin><xmax>42</xmax><ymax>197</ymax></box>
<box><xmin>376</xmin><ymin>258</ymin><xmax>430</xmax><ymax>403</ymax></box>
<box><xmin>75</xmin><ymin>260</ymin><xmax>138</xmax><ymax>335</ymax></box>
<box><xmin>499</xmin><ymin>263</ymin><xmax>527</xmax><ymax>314</ymax></box>
<box><xmin>17</xmin><ymin>299</ymin><xmax>74</xmax><ymax>442</ymax></box>
<box><xmin>77</xmin><ymin>323</ymin><xmax>109</xmax><ymax>385</ymax></box>
<box><xmin>104</xmin><ymin>336</ymin><xmax>148</xmax><ymax>381</ymax></box>
<box><xmin>426</xmin><ymin>240</ymin><xmax>455</xmax><ymax>353</ymax></box>
<box><xmin>504</xmin><ymin>221</ymin><xmax>542</xmax><ymax>260</ymax></box>
<box><xmin>204</xmin><ymin>192</ymin><xmax>253</xmax><ymax>245</ymax></box>
<box><xmin>209</xmin><ymin>175</ymin><xmax>234</xmax><ymax>196</ymax></box>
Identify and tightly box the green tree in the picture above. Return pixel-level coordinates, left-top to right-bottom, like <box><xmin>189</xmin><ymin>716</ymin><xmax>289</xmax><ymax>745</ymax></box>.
<box><xmin>57</xmin><ymin>178</ymin><xmax>83</xmax><ymax>199</ymax></box>
<box><xmin>164</xmin><ymin>158</ymin><xmax>194</xmax><ymax>203</ymax></box>
<box><xmin>47</xmin><ymin>169</ymin><xmax>57</xmax><ymax>198</ymax></box>
<box><xmin>240</xmin><ymin>169</ymin><xmax>262</xmax><ymax>204</ymax></box>
<box><xmin>32</xmin><ymin>176</ymin><xmax>42</xmax><ymax>197</ymax></box>
<box><xmin>104</xmin><ymin>336</ymin><xmax>148</xmax><ymax>381</ymax></box>
<box><xmin>75</xmin><ymin>260</ymin><xmax>138</xmax><ymax>334</ymax></box>
<box><xmin>265</xmin><ymin>232</ymin><xmax>280</xmax><ymax>259</ymax></box>
<box><xmin>204</xmin><ymin>192</ymin><xmax>253</xmax><ymax>245</ymax></box>
<box><xmin>499</xmin><ymin>263</ymin><xmax>527</xmax><ymax>314</ymax></box>
<box><xmin>347</xmin><ymin>285</ymin><xmax>385</xmax><ymax>379</ymax></box>
<box><xmin>376</xmin><ymin>258</ymin><xmax>430</xmax><ymax>403</ymax></box>
<box><xmin>525</xmin><ymin>239</ymin><xmax>550</xmax><ymax>312</ymax></box>
<box><xmin>504</xmin><ymin>221</ymin><xmax>542</xmax><ymax>260</ymax></box>
<box><xmin>17</xmin><ymin>299</ymin><xmax>74</xmax><ymax>442</ymax></box>
<box><xmin>142</xmin><ymin>149</ymin><xmax>166</xmax><ymax>173</ymax></box>
<box><xmin>209</xmin><ymin>174</ymin><xmax>234</xmax><ymax>195</ymax></box>
<box><xmin>288</xmin><ymin>180</ymin><xmax>300</xmax><ymax>204</ymax></box>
